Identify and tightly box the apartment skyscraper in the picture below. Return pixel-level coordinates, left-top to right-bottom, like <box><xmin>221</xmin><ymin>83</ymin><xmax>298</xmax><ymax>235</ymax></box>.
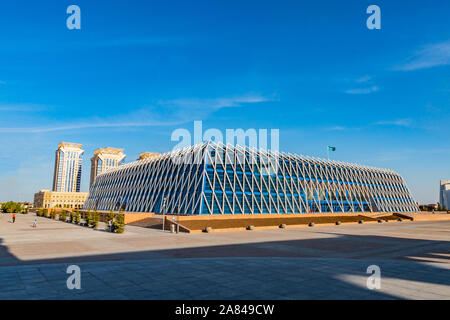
<box><xmin>440</xmin><ymin>180</ymin><xmax>450</xmax><ymax>210</ymax></box>
<box><xmin>90</xmin><ymin>147</ymin><xmax>126</xmax><ymax>187</ymax></box>
<box><xmin>52</xmin><ymin>142</ymin><xmax>84</xmax><ymax>192</ymax></box>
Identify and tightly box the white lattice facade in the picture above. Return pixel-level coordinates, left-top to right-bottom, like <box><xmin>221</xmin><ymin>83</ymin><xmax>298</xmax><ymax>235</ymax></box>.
<box><xmin>85</xmin><ymin>142</ymin><xmax>418</xmax><ymax>214</ymax></box>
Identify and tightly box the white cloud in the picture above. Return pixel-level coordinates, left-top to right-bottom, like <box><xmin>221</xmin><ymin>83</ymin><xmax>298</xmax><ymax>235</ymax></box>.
<box><xmin>0</xmin><ymin>94</ymin><xmax>271</xmax><ymax>133</ymax></box>
<box><xmin>355</xmin><ymin>75</ymin><xmax>372</xmax><ymax>83</ymax></box>
<box><xmin>345</xmin><ymin>86</ymin><xmax>379</xmax><ymax>95</ymax></box>
<box><xmin>397</xmin><ymin>41</ymin><xmax>450</xmax><ymax>71</ymax></box>
<box><xmin>0</xmin><ymin>102</ymin><xmax>46</xmax><ymax>112</ymax></box>
<box><xmin>327</xmin><ymin>126</ymin><xmax>347</xmax><ymax>131</ymax></box>
<box><xmin>373</xmin><ymin>118</ymin><xmax>412</xmax><ymax>127</ymax></box>
<box><xmin>97</xmin><ymin>37</ymin><xmax>189</xmax><ymax>48</ymax></box>
<box><xmin>159</xmin><ymin>95</ymin><xmax>271</xmax><ymax>112</ymax></box>
<box><xmin>0</xmin><ymin>119</ymin><xmax>181</xmax><ymax>134</ymax></box>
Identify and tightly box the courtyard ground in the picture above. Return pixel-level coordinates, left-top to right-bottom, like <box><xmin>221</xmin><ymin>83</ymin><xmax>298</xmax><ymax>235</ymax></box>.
<box><xmin>0</xmin><ymin>213</ymin><xmax>449</xmax><ymax>299</ymax></box>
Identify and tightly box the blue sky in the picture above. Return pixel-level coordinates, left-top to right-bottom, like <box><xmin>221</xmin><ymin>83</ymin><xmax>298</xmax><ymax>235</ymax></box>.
<box><xmin>0</xmin><ymin>0</ymin><xmax>448</xmax><ymax>203</ymax></box>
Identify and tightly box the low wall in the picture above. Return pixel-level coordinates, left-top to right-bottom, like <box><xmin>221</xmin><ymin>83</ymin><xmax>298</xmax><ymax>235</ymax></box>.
<box><xmin>155</xmin><ymin>212</ymin><xmax>365</xmax><ymax>221</ymax></box>
<box><xmin>77</xmin><ymin>210</ymin><xmax>154</xmax><ymax>224</ymax></box>
<box><xmin>123</xmin><ymin>213</ymin><xmax>155</xmax><ymax>224</ymax></box>
<box><xmin>407</xmin><ymin>213</ymin><xmax>450</xmax><ymax>221</ymax></box>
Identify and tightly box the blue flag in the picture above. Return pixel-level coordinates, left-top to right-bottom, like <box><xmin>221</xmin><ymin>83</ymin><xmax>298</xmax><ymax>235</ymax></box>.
<box><xmin>327</xmin><ymin>146</ymin><xmax>336</xmax><ymax>151</ymax></box>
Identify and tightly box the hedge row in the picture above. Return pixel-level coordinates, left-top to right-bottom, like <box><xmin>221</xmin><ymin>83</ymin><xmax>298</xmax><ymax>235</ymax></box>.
<box><xmin>35</xmin><ymin>209</ymin><xmax>125</xmax><ymax>233</ymax></box>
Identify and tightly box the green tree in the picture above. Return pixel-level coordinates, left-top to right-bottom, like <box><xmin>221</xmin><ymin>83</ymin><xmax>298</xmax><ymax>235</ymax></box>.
<box><xmin>59</xmin><ymin>211</ymin><xmax>68</xmax><ymax>222</ymax></box>
<box><xmin>73</xmin><ymin>210</ymin><xmax>81</xmax><ymax>224</ymax></box>
<box><xmin>90</xmin><ymin>210</ymin><xmax>99</xmax><ymax>228</ymax></box>
<box><xmin>114</xmin><ymin>214</ymin><xmax>125</xmax><ymax>233</ymax></box>
<box><xmin>1</xmin><ymin>201</ymin><xmax>24</xmax><ymax>213</ymax></box>
<box><xmin>85</xmin><ymin>210</ymin><xmax>92</xmax><ymax>226</ymax></box>
<box><xmin>106</xmin><ymin>210</ymin><xmax>115</xmax><ymax>232</ymax></box>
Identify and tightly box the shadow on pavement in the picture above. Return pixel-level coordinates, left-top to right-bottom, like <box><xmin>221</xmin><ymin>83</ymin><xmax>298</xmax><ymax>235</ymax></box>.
<box><xmin>0</xmin><ymin>229</ymin><xmax>449</xmax><ymax>299</ymax></box>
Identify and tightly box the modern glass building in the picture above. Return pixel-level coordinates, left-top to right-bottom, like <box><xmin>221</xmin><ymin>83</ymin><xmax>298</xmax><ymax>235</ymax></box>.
<box><xmin>53</xmin><ymin>142</ymin><xmax>84</xmax><ymax>193</ymax></box>
<box><xmin>85</xmin><ymin>142</ymin><xmax>418</xmax><ymax>214</ymax></box>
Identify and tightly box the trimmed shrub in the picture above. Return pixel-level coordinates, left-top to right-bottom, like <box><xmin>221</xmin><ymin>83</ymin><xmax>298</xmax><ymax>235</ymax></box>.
<box><xmin>113</xmin><ymin>214</ymin><xmax>125</xmax><ymax>233</ymax></box>
<box><xmin>90</xmin><ymin>211</ymin><xmax>100</xmax><ymax>228</ymax></box>
<box><xmin>83</xmin><ymin>211</ymin><xmax>92</xmax><ymax>227</ymax></box>
<box><xmin>59</xmin><ymin>211</ymin><xmax>68</xmax><ymax>222</ymax></box>
<box><xmin>73</xmin><ymin>210</ymin><xmax>81</xmax><ymax>224</ymax></box>
<box><xmin>50</xmin><ymin>210</ymin><xmax>57</xmax><ymax>220</ymax></box>
<box><xmin>106</xmin><ymin>211</ymin><xmax>115</xmax><ymax>232</ymax></box>
<box><xmin>43</xmin><ymin>208</ymin><xmax>49</xmax><ymax>218</ymax></box>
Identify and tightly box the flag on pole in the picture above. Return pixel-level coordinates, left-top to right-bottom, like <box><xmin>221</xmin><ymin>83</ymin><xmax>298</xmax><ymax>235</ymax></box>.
<box><xmin>327</xmin><ymin>146</ymin><xmax>336</xmax><ymax>152</ymax></box>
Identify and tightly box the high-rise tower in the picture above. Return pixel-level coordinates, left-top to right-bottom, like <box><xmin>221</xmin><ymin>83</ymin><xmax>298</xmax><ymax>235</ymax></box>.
<box><xmin>52</xmin><ymin>142</ymin><xmax>84</xmax><ymax>192</ymax></box>
<box><xmin>90</xmin><ymin>147</ymin><xmax>126</xmax><ymax>187</ymax></box>
<box><xmin>440</xmin><ymin>180</ymin><xmax>450</xmax><ymax>210</ymax></box>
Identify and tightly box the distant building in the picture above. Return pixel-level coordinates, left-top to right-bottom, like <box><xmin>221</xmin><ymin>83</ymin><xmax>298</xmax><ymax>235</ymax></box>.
<box><xmin>419</xmin><ymin>203</ymin><xmax>438</xmax><ymax>211</ymax></box>
<box><xmin>137</xmin><ymin>152</ymin><xmax>160</xmax><ymax>161</ymax></box>
<box><xmin>440</xmin><ymin>180</ymin><xmax>450</xmax><ymax>210</ymax></box>
<box><xmin>34</xmin><ymin>190</ymin><xmax>88</xmax><ymax>209</ymax></box>
<box><xmin>90</xmin><ymin>147</ymin><xmax>126</xmax><ymax>187</ymax></box>
<box><xmin>52</xmin><ymin>142</ymin><xmax>84</xmax><ymax>192</ymax></box>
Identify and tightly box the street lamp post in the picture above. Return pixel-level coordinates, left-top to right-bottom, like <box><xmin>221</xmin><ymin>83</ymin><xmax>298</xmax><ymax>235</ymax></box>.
<box><xmin>162</xmin><ymin>197</ymin><xmax>167</xmax><ymax>231</ymax></box>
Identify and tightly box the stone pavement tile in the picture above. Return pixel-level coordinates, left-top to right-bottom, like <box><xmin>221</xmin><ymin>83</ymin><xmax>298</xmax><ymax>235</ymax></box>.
<box><xmin>64</xmin><ymin>293</ymin><xmax>104</xmax><ymax>300</ymax></box>
<box><xmin>281</xmin><ymin>292</ymin><xmax>316</xmax><ymax>300</ymax></box>
<box><xmin>0</xmin><ymin>290</ymin><xmax>30</xmax><ymax>300</ymax></box>
<box><xmin>136</xmin><ymin>289</ymin><xmax>167</xmax><ymax>299</ymax></box>
<box><xmin>24</xmin><ymin>283</ymin><xmax>62</xmax><ymax>293</ymax></box>
<box><xmin>138</xmin><ymin>282</ymin><xmax>164</xmax><ymax>292</ymax></box>
<box><xmin>159</xmin><ymin>291</ymin><xmax>189</xmax><ymax>300</ymax></box>
<box><xmin>41</xmin><ymin>273</ymin><xmax>68</xmax><ymax>281</ymax></box>
<box><xmin>325</xmin><ymin>287</ymin><xmax>385</xmax><ymax>300</ymax></box>
<box><xmin>1</xmin><ymin>281</ymin><xmax>26</xmax><ymax>291</ymax></box>
<box><xmin>105</xmin><ymin>279</ymin><xmax>136</xmax><ymax>289</ymax></box>
<box><xmin>19</xmin><ymin>276</ymin><xmax>47</xmax><ymax>284</ymax></box>
<box><xmin>0</xmin><ymin>272</ymin><xmax>19</xmax><ymax>280</ymax></box>
<box><xmin>122</xmin><ymin>289</ymin><xmax>155</xmax><ymax>300</ymax></box>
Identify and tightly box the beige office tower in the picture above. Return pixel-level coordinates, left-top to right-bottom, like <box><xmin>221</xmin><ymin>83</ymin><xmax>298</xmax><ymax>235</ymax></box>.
<box><xmin>137</xmin><ymin>152</ymin><xmax>160</xmax><ymax>160</ymax></box>
<box><xmin>52</xmin><ymin>142</ymin><xmax>84</xmax><ymax>192</ymax></box>
<box><xmin>90</xmin><ymin>147</ymin><xmax>126</xmax><ymax>187</ymax></box>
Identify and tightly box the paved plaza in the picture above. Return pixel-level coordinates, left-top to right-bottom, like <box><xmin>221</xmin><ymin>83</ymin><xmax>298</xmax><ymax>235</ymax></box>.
<box><xmin>0</xmin><ymin>213</ymin><xmax>449</xmax><ymax>299</ymax></box>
